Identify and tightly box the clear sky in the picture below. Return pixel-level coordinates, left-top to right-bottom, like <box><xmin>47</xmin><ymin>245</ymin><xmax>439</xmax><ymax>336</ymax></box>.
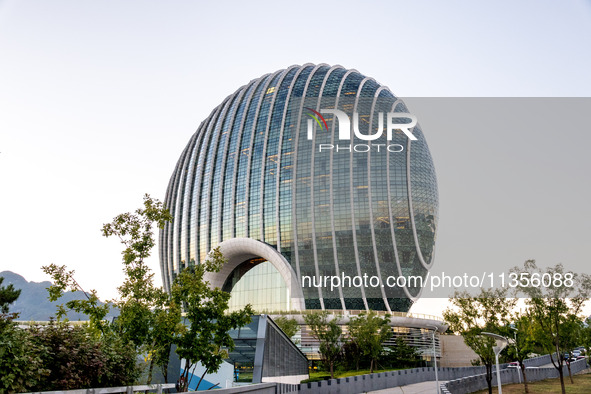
<box><xmin>1</xmin><ymin>0</ymin><xmax>590</xmax><ymax>318</ymax></box>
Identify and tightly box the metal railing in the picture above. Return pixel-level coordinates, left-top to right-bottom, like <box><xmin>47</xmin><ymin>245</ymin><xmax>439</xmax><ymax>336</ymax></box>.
<box><xmin>263</xmin><ymin>309</ymin><xmax>444</xmax><ymax>322</ymax></box>
<box><xmin>15</xmin><ymin>320</ymin><xmax>91</xmax><ymax>327</ymax></box>
<box><xmin>26</xmin><ymin>383</ymin><xmax>176</xmax><ymax>394</ymax></box>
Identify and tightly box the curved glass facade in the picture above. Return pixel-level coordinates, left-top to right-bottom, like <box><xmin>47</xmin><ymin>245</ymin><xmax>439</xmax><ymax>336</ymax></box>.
<box><xmin>160</xmin><ymin>64</ymin><xmax>438</xmax><ymax>312</ymax></box>
<box><xmin>223</xmin><ymin>260</ymin><xmax>290</xmax><ymax>312</ymax></box>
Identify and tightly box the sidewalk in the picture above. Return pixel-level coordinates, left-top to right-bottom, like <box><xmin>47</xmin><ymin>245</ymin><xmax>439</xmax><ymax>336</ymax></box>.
<box><xmin>368</xmin><ymin>380</ymin><xmax>446</xmax><ymax>393</ymax></box>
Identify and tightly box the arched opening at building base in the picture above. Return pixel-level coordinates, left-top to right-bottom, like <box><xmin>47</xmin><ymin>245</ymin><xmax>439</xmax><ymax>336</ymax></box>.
<box><xmin>223</xmin><ymin>258</ymin><xmax>291</xmax><ymax>312</ymax></box>
<box><xmin>202</xmin><ymin>238</ymin><xmax>305</xmax><ymax>312</ymax></box>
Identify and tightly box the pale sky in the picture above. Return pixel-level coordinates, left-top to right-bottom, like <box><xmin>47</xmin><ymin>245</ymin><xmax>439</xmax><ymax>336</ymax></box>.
<box><xmin>1</xmin><ymin>0</ymin><xmax>590</xmax><ymax>318</ymax></box>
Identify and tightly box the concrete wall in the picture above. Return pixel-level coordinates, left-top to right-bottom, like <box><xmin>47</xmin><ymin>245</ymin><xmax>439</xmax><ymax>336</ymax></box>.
<box><xmin>443</xmin><ymin>358</ymin><xmax>589</xmax><ymax>394</ymax></box>
<box><xmin>262</xmin><ymin>375</ymin><xmax>308</xmax><ymax>385</ymax></box>
<box><xmin>206</xmin><ymin>382</ymin><xmax>299</xmax><ymax>393</ymax></box>
<box><xmin>204</xmin><ymin>383</ymin><xmax>277</xmax><ymax>394</ymax></box>
<box><xmin>439</xmin><ymin>335</ymin><xmax>479</xmax><ymax>367</ymax></box>
<box><xmin>297</xmin><ymin>366</ymin><xmax>505</xmax><ymax>394</ymax></box>
<box><xmin>296</xmin><ymin>354</ymin><xmax>569</xmax><ymax>394</ymax></box>
<box><xmin>299</xmin><ymin>368</ymin><xmax>437</xmax><ymax>394</ymax></box>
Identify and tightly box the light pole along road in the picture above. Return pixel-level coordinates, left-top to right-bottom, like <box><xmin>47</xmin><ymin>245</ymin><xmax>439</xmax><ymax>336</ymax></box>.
<box><xmin>481</xmin><ymin>332</ymin><xmax>511</xmax><ymax>394</ymax></box>
<box><xmin>427</xmin><ymin>325</ymin><xmax>441</xmax><ymax>394</ymax></box>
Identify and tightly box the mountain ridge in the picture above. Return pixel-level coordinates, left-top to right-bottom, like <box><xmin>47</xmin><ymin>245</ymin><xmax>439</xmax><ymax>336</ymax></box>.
<box><xmin>0</xmin><ymin>270</ymin><xmax>118</xmax><ymax>321</ymax></box>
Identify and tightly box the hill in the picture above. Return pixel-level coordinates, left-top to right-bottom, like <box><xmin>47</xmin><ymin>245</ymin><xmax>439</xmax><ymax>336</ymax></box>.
<box><xmin>0</xmin><ymin>270</ymin><xmax>118</xmax><ymax>322</ymax></box>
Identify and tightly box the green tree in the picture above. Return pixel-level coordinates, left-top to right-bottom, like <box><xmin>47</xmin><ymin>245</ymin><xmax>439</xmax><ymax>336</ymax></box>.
<box><xmin>172</xmin><ymin>247</ymin><xmax>253</xmax><ymax>392</ymax></box>
<box><xmin>148</xmin><ymin>301</ymin><xmax>183</xmax><ymax>383</ymax></box>
<box><xmin>383</xmin><ymin>336</ymin><xmax>421</xmax><ymax>369</ymax></box>
<box><xmin>503</xmin><ymin>313</ymin><xmax>536</xmax><ymax>393</ymax></box>
<box><xmin>560</xmin><ymin>315</ymin><xmax>584</xmax><ymax>383</ymax></box>
<box><xmin>303</xmin><ymin>311</ymin><xmax>342</xmax><ymax>379</ymax></box>
<box><xmin>43</xmin><ymin>195</ymin><xmax>180</xmax><ymax>384</ymax></box>
<box><xmin>347</xmin><ymin>311</ymin><xmax>391</xmax><ymax>373</ymax></box>
<box><xmin>341</xmin><ymin>339</ymin><xmax>363</xmax><ymax>371</ymax></box>
<box><xmin>102</xmin><ymin>194</ymin><xmax>178</xmax><ymax>384</ymax></box>
<box><xmin>443</xmin><ymin>288</ymin><xmax>516</xmax><ymax>394</ymax></box>
<box><xmin>29</xmin><ymin>321</ymin><xmax>139</xmax><ymax>391</ymax></box>
<box><xmin>0</xmin><ymin>276</ymin><xmax>21</xmax><ymax>331</ymax></box>
<box><xmin>0</xmin><ymin>324</ymin><xmax>48</xmax><ymax>393</ymax></box>
<box><xmin>42</xmin><ymin>264</ymin><xmax>110</xmax><ymax>334</ymax></box>
<box><xmin>273</xmin><ymin>316</ymin><xmax>300</xmax><ymax>344</ymax></box>
<box><xmin>0</xmin><ymin>284</ymin><xmax>48</xmax><ymax>393</ymax></box>
<box><xmin>582</xmin><ymin>317</ymin><xmax>591</xmax><ymax>358</ymax></box>
<box><xmin>514</xmin><ymin>260</ymin><xmax>591</xmax><ymax>394</ymax></box>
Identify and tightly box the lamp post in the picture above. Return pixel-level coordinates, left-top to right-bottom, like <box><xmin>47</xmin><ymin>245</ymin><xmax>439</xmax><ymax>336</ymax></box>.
<box><xmin>428</xmin><ymin>325</ymin><xmax>440</xmax><ymax>394</ymax></box>
<box><xmin>509</xmin><ymin>327</ymin><xmax>520</xmax><ymax>384</ymax></box>
<box><xmin>482</xmin><ymin>332</ymin><xmax>509</xmax><ymax>394</ymax></box>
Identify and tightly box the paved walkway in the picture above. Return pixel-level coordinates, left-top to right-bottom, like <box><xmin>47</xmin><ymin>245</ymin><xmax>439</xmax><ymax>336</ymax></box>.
<box><xmin>368</xmin><ymin>380</ymin><xmax>446</xmax><ymax>393</ymax></box>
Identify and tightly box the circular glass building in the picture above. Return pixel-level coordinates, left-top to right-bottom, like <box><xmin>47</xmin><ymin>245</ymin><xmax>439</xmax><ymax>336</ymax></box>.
<box><xmin>159</xmin><ymin>64</ymin><xmax>438</xmax><ymax>313</ymax></box>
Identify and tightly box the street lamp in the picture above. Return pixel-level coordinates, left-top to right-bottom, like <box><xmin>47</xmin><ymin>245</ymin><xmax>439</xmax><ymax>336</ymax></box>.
<box><xmin>428</xmin><ymin>325</ymin><xmax>440</xmax><ymax>394</ymax></box>
<box><xmin>482</xmin><ymin>332</ymin><xmax>510</xmax><ymax>394</ymax></box>
<box><xmin>508</xmin><ymin>326</ymin><xmax>520</xmax><ymax>384</ymax></box>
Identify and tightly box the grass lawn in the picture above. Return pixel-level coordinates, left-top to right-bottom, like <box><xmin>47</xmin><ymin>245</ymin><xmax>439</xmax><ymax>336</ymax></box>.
<box><xmin>235</xmin><ymin>371</ymin><xmax>253</xmax><ymax>382</ymax></box>
<box><xmin>473</xmin><ymin>372</ymin><xmax>591</xmax><ymax>393</ymax></box>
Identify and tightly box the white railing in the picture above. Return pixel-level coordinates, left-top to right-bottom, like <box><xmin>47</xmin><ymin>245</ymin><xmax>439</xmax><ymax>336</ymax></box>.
<box><xmin>263</xmin><ymin>309</ymin><xmax>444</xmax><ymax>322</ymax></box>
<box><xmin>26</xmin><ymin>383</ymin><xmax>176</xmax><ymax>394</ymax></box>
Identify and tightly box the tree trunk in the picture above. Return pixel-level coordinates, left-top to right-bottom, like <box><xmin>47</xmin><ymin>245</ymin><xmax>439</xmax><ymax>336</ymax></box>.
<box><xmin>558</xmin><ymin>367</ymin><xmax>566</xmax><ymax>394</ymax></box>
<box><xmin>145</xmin><ymin>356</ymin><xmax>155</xmax><ymax>394</ymax></box>
<box><xmin>566</xmin><ymin>360</ymin><xmax>574</xmax><ymax>384</ymax></box>
<box><xmin>161</xmin><ymin>344</ymin><xmax>171</xmax><ymax>383</ymax></box>
<box><xmin>161</xmin><ymin>363</ymin><xmax>169</xmax><ymax>394</ymax></box>
<box><xmin>196</xmin><ymin>368</ymin><xmax>208</xmax><ymax>391</ymax></box>
<box><xmin>180</xmin><ymin>362</ymin><xmax>191</xmax><ymax>392</ymax></box>
<box><xmin>554</xmin><ymin>341</ymin><xmax>566</xmax><ymax>394</ymax></box>
<box><xmin>486</xmin><ymin>363</ymin><xmax>493</xmax><ymax>394</ymax></box>
<box><xmin>370</xmin><ymin>359</ymin><xmax>374</xmax><ymax>374</ymax></box>
<box><xmin>520</xmin><ymin>363</ymin><xmax>529</xmax><ymax>393</ymax></box>
<box><xmin>329</xmin><ymin>361</ymin><xmax>334</xmax><ymax>379</ymax></box>
<box><xmin>147</xmin><ymin>356</ymin><xmax>155</xmax><ymax>385</ymax></box>
<box><xmin>549</xmin><ymin>352</ymin><xmax>556</xmax><ymax>368</ymax></box>
<box><xmin>162</xmin><ymin>359</ymin><xmax>169</xmax><ymax>384</ymax></box>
